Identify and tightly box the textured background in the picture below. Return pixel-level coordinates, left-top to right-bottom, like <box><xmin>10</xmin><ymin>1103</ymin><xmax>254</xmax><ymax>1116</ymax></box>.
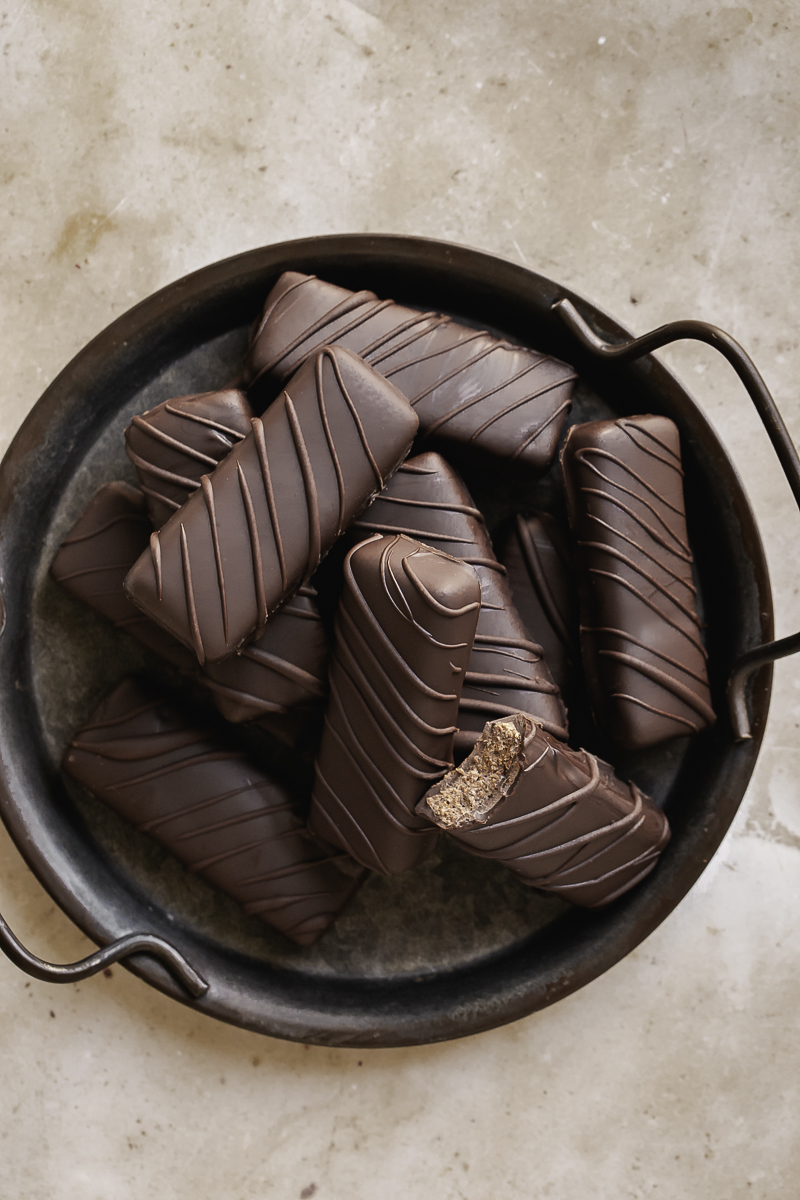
<box><xmin>1</xmin><ymin>2</ymin><xmax>799</xmax><ymax>1197</ymax></box>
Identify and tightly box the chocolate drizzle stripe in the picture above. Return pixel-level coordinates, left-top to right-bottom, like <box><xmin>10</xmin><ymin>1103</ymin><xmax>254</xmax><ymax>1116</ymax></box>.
<box><xmin>315</xmin><ymin>351</ymin><xmax>347</xmax><ymax>533</ymax></box>
<box><xmin>53</xmin><ymin>561</ymin><xmax>146</xmax><ymax>583</ymax></box>
<box><xmin>241</xmin><ymin>645</ymin><xmax>326</xmax><ymax>694</ymax></box>
<box><xmin>279</xmin><ymin>601</ymin><xmax>322</xmax><ymax>620</ymax></box>
<box><xmin>514</xmin><ymin>514</ymin><xmax>572</xmax><ymax>649</ymax></box>
<box><xmin>335</xmin><ymin>648</ymin><xmax>455</xmax><ymax>775</ymax></box>
<box><xmin>612</xmin><ymin>693</ymin><xmax>700</xmax><ymax>731</ymax></box>
<box><xmin>236</xmin><ymin>462</ymin><xmax>267</xmax><ymax>633</ymax></box>
<box><xmin>378</xmin><ymin>494</ymin><xmax>485</xmax><ymax>520</ymax></box>
<box><xmin>467</xmin><ymin>376</ymin><xmax>577</xmax><ymax>443</ymax></box>
<box><xmin>141</xmin><ymin>486</ymin><xmax>181</xmax><ymax>512</ymax></box>
<box><xmin>418</xmin><ymin>357</ymin><xmax>551</xmax><ymax>439</ymax></box>
<box><xmin>102</xmin><ymin>749</ymin><xmax>242</xmax><ymax>790</ymax></box>
<box><xmin>361</xmin><ymin>313</ymin><xmax>446</xmax><ymax>365</ymax></box>
<box><xmin>457</xmin><ymin>696</ymin><xmax>568</xmax><ymax>735</ymax></box>
<box><xmin>60</xmin><ymin>513</ymin><xmax>150</xmax><ymax>545</ymax></box>
<box><xmin>598</xmin><ymin>649</ymin><xmax>716</xmax><ymax>722</ymax></box>
<box><xmin>580</xmin><ymin>540</ymin><xmax>700</xmax><ymax>620</ymax></box>
<box><xmin>179</xmin><ymin>524</ymin><xmax>204</xmax><ymax>662</ymax></box>
<box><xmin>582</xmin><ymin>626</ymin><xmax>709</xmax><ymax>684</ymax></box>
<box><xmin>325</xmin><ymin>347</ymin><xmax>384</xmax><ymax>488</ymax></box>
<box><xmin>261</xmin><ymin>289</ymin><xmax>380</xmax><ymax>378</ymax></box>
<box><xmin>162</xmin><ymin>402</ymin><xmax>247</xmax><ymax>440</ymax></box>
<box><xmin>473</xmin><ymin>633</ymin><xmax>544</xmax><ymax>654</ymax></box>
<box><xmin>311</xmin><ymin>775</ymin><xmax>393</xmax><ymax>875</ymax></box>
<box><xmin>343</xmin><ymin>568</ymin><xmax>461</xmax><ymax>701</ymax></box>
<box><xmin>126</xmin><ymin>450</ymin><xmax>201</xmax><ymax>491</ymax></box>
<box><xmin>338</xmin><ymin>607</ymin><xmax>459</xmax><ymax>739</ymax></box>
<box><xmin>575</xmin><ymin>448</ymin><xmax>688</xmax><ymax>535</ymax></box>
<box><xmin>351</xmin><ymin>519</ymin><xmax>478</xmax><ymax>545</ymax></box>
<box><xmin>198</xmin><ymin>676</ymin><xmax>289</xmax><ymax>714</ymax></box>
<box><xmin>581</xmin><ymin>490</ymin><xmax>694</xmax><ymax>564</ymax></box>
<box><xmin>284</xmin><ymin>394</ymin><xmax>322</xmax><ymax>578</ymax></box>
<box><xmin>463</xmin><ymin>671</ymin><xmax>560</xmax><ymax>695</ymax></box>
<box><xmin>201</xmin><ymin>474</ymin><xmax>228</xmax><ymax>643</ymax></box>
<box><xmin>173</xmin><ymin>802</ymin><xmax>296</xmax><ymax>842</ymax></box>
<box><xmin>251</xmin><ymin>416</ymin><xmax>287</xmax><ymax>592</ymax></box>
<box><xmin>509</xmin><ymin>399</ymin><xmax>574</xmax><ymax>459</ymax></box>
<box><xmin>399</xmin><ymin>339</ymin><xmax>499</xmax><ymax>401</ymax></box>
<box><xmin>381</xmin><ymin>328</ymin><xmax>492</xmax><ymax>381</ymax></box>
<box><xmin>129</xmin><ymin>414</ymin><xmax>221</xmax><ymax>468</ymax></box>
<box><xmin>588</xmin><ymin>567</ymin><xmax>706</xmax><ymax>653</ymax></box>
<box><xmin>138</xmin><ymin>780</ymin><xmax>276</xmax><ymax>831</ymax></box>
<box><xmin>251</xmin><ymin>272</ymin><xmax>313</xmax><ymax>345</ymax></box>
<box><xmin>619</xmin><ymin>419</ymin><xmax>684</xmax><ymax>472</ymax></box>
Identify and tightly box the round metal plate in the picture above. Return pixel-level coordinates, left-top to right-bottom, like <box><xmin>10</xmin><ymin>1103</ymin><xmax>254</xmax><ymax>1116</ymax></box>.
<box><xmin>0</xmin><ymin>235</ymin><xmax>772</xmax><ymax>1046</ymax></box>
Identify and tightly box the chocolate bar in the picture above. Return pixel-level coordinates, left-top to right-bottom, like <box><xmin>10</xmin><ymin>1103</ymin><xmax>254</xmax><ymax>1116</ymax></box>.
<box><xmin>124</xmin><ymin>346</ymin><xmax>419</xmax><ymax>664</ymax></box>
<box><xmin>497</xmin><ymin>512</ymin><xmax>578</xmax><ymax>704</ymax></box>
<box><xmin>63</xmin><ymin>677</ymin><xmax>364</xmax><ymax>945</ymax></box>
<box><xmin>350</xmin><ymin>453</ymin><xmax>568</xmax><ymax>754</ymax></box>
<box><xmin>561</xmin><ymin>416</ymin><xmax>714</xmax><ymax>750</ymax></box>
<box><xmin>308</xmin><ymin>533</ymin><xmax>481</xmax><ymax>875</ymax></box>
<box><xmin>240</xmin><ymin>271</ymin><xmax>576</xmax><ymax>470</ymax></box>
<box><xmin>125</xmin><ymin>388</ymin><xmax>254</xmax><ymax>529</ymax></box>
<box><xmin>418</xmin><ymin>713</ymin><xmax>670</xmax><ymax>907</ymax></box>
<box><xmin>51</xmin><ymin>483</ymin><xmax>329</xmax><ymax>739</ymax></box>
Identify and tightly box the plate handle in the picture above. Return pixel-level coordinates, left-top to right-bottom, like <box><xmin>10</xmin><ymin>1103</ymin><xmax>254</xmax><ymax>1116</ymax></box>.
<box><xmin>552</xmin><ymin>297</ymin><xmax>800</xmax><ymax>741</ymax></box>
<box><xmin>0</xmin><ymin>909</ymin><xmax>208</xmax><ymax>997</ymax></box>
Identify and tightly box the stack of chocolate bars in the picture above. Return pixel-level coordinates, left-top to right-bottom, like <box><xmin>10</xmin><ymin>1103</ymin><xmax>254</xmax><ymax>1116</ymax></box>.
<box><xmin>53</xmin><ymin>271</ymin><xmax>714</xmax><ymax>947</ymax></box>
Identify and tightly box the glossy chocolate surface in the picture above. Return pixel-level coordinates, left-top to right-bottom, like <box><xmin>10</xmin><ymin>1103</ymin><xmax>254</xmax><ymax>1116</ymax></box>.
<box><xmin>418</xmin><ymin>713</ymin><xmax>670</xmax><ymax>908</ymax></box>
<box><xmin>241</xmin><ymin>271</ymin><xmax>576</xmax><ymax>470</ymax></box>
<box><xmin>124</xmin><ymin>345</ymin><xmax>419</xmax><ymax>664</ymax></box>
<box><xmin>308</xmin><ymin>533</ymin><xmax>481</xmax><ymax>875</ymax></box>
<box><xmin>49</xmin><ymin>482</ymin><xmax>197</xmax><ymax>671</ymax></box>
<box><xmin>51</xmin><ymin>483</ymin><xmax>328</xmax><ymax>737</ymax></box>
<box><xmin>561</xmin><ymin>416</ymin><xmax>715</xmax><ymax>750</ymax></box>
<box><xmin>352</xmin><ymin>453</ymin><xmax>568</xmax><ymax>754</ymax></box>
<box><xmin>63</xmin><ymin>677</ymin><xmax>363</xmax><ymax>946</ymax></box>
<box><xmin>497</xmin><ymin>512</ymin><xmax>578</xmax><ymax>704</ymax></box>
<box><xmin>125</xmin><ymin>388</ymin><xmax>254</xmax><ymax>528</ymax></box>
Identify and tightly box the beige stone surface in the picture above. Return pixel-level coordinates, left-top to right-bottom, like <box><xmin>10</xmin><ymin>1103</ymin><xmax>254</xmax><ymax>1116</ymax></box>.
<box><xmin>2</xmin><ymin>1</ymin><xmax>799</xmax><ymax>1196</ymax></box>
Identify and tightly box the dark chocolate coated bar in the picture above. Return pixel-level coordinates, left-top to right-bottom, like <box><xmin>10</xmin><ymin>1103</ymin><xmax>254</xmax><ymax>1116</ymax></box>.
<box><xmin>350</xmin><ymin>453</ymin><xmax>568</xmax><ymax>754</ymax></box>
<box><xmin>63</xmin><ymin>677</ymin><xmax>364</xmax><ymax>945</ymax></box>
<box><xmin>51</xmin><ymin>483</ymin><xmax>328</xmax><ymax>738</ymax></box>
<box><xmin>125</xmin><ymin>388</ymin><xmax>254</xmax><ymax>528</ymax></box>
<box><xmin>125</xmin><ymin>346</ymin><xmax>419</xmax><ymax>664</ymax></box>
<box><xmin>308</xmin><ymin>533</ymin><xmax>481</xmax><ymax>875</ymax></box>
<box><xmin>418</xmin><ymin>713</ymin><xmax>670</xmax><ymax>907</ymax></box>
<box><xmin>561</xmin><ymin>416</ymin><xmax>714</xmax><ymax>750</ymax></box>
<box><xmin>497</xmin><ymin>512</ymin><xmax>578</xmax><ymax>705</ymax></box>
<box><xmin>240</xmin><ymin>271</ymin><xmax>576</xmax><ymax>470</ymax></box>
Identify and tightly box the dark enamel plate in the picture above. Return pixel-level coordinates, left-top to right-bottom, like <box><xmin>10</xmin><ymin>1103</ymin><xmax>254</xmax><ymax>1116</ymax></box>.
<box><xmin>0</xmin><ymin>235</ymin><xmax>772</xmax><ymax>1046</ymax></box>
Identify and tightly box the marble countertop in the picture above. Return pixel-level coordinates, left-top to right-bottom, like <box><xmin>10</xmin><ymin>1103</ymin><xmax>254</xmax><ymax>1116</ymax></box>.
<box><xmin>1</xmin><ymin>3</ymin><xmax>798</xmax><ymax>1196</ymax></box>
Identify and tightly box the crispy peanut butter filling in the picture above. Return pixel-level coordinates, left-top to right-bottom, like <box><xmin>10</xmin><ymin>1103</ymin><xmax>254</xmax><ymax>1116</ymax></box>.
<box><xmin>423</xmin><ymin>716</ymin><xmax>530</xmax><ymax>829</ymax></box>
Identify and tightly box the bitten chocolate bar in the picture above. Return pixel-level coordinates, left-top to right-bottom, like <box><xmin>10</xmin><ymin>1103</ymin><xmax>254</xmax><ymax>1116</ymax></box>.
<box><xmin>418</xmin><ymin>713</ymin><xmax>670</xmax><ymax>907</ymax></box>
<box><xmin>350</xmin><ymin>453</ymin><xmax>568</xmax><ymax>754</ymax></box>
<box><xmin>51</xmin><ymin>483</ymin><xmax>329</xmax><ymax>739</ymax></box>
<box><xmin>63</xmin><ymin>677</ymin><xmax>364</xmax><ymax>946</ymax></box>
<box><xmin>497</xmin><ymin>512</ymin><xmax>578</xmax><ymax>705</ymax></box>
<box><xmin>561</xmin><ymin>415</ymin><xmax>714</xmax><ymax>750</ymax></box>
<box><xmin>124</xmin><ymin>345</ymin><xmax>419</xmax><ymax>664</ymax></box>
<box><xmin>308</xmin><ymin>534</ymin><xmax>481</xmax><ymax>875</ymax></box>
<box><xmin>240</xmin><ymin>271</ymin><xmax>576</xmax><ymax>470</ymax></box>
<box><xmin>125</xmin><ymin>388</ymin><xmax>254</xmax><ymax>528</ymax></box>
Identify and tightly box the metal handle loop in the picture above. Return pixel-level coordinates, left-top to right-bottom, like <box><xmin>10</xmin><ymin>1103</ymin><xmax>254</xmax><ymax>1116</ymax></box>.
<box><xmin>0</xmin><ymin>909</ymin><xmax>208</xmax><ymax>997</ymax></box>
<box><xmin>552</xmin><ymin>297</ymin><xmax>800</xmax><ymax>741</ymax></box>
